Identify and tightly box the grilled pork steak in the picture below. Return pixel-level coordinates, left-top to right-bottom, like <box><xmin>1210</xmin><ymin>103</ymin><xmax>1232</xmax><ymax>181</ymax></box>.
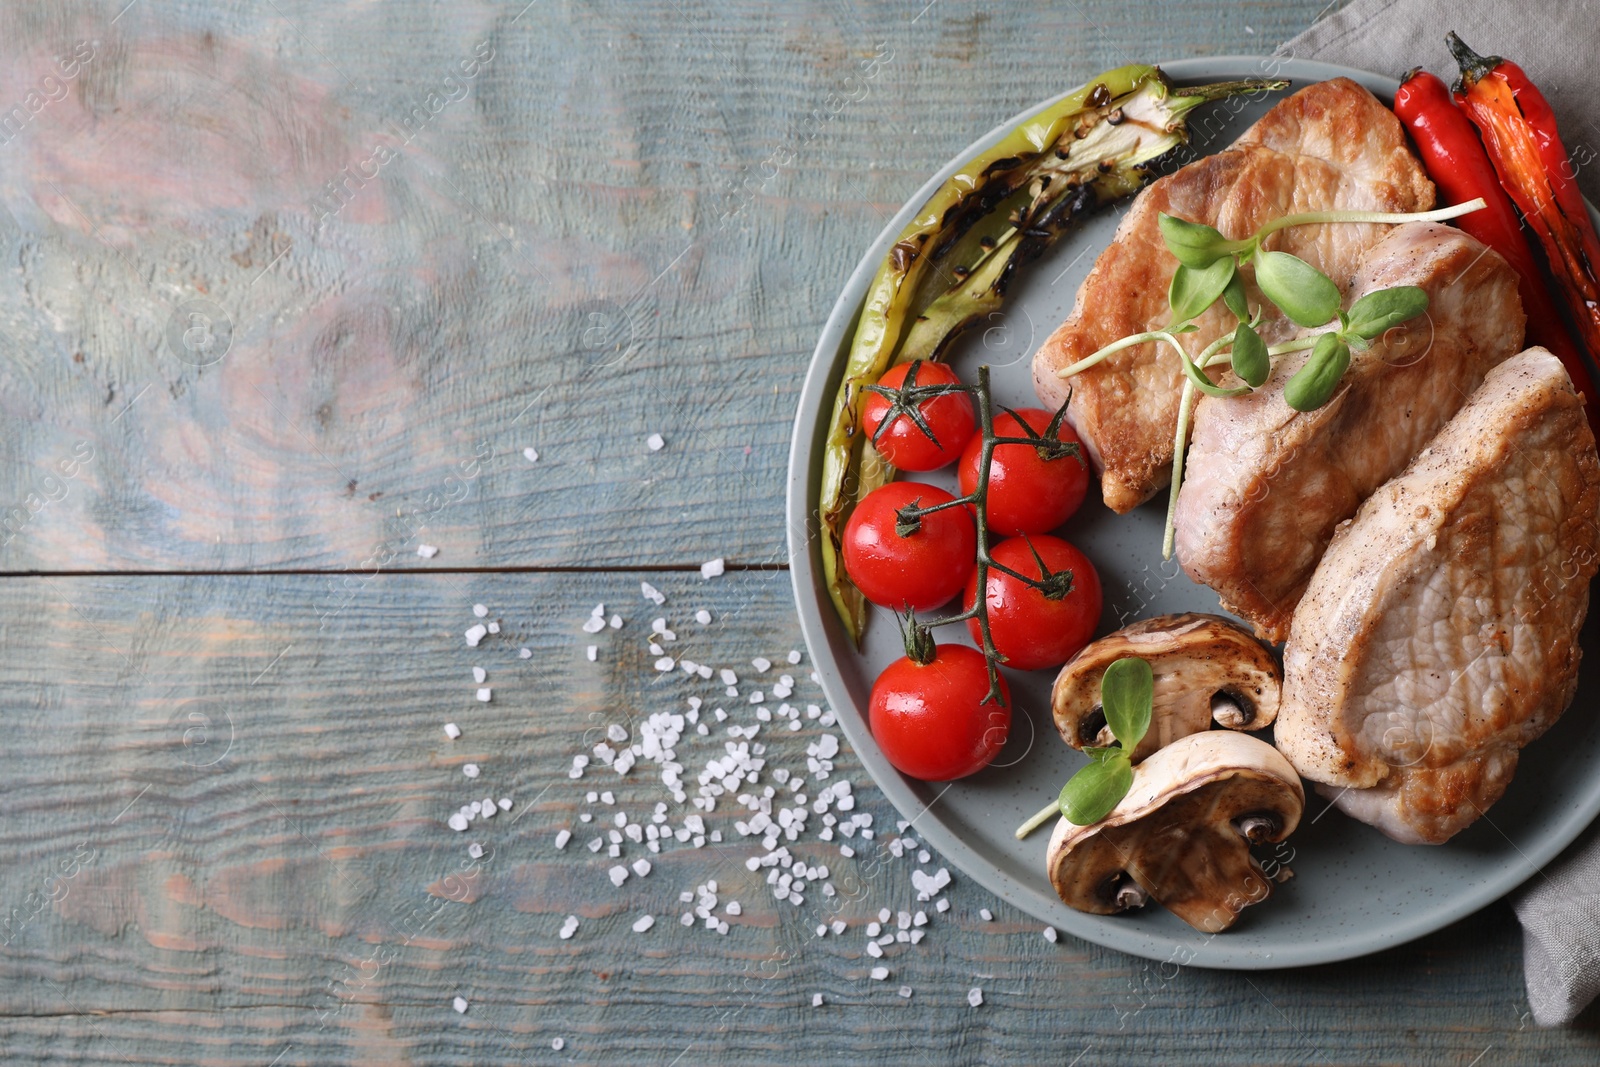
<box><xmin>1174</xmin><ymin>223</ymin><xmax>1525</xmax><ymax>641</ymax></box>
<box><xmin>1275</xmin><ymin>349</ymin><xmax>1600</xmax><ymax>845</ymax></box>
<box><xmin>1032</xmin><ymin>78</ymin><xmax>1434</xmax><ymax>513</ymax></box>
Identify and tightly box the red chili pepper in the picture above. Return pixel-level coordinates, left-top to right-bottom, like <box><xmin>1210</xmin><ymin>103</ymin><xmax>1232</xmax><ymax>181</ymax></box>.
<box><xmin>1394</xmin><ymin>66</ymin><xmax>1600</xmax><ymax>436</ymax></box>
<box><xmin>1449</xmin><ymin>33</ymin><xmax>1600</xmax><ymax>419</ymax></box>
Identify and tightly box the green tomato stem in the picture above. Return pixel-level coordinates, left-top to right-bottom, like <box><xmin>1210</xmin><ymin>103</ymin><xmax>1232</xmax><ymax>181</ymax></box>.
<box><xmin>1015</xmin><ymin>799</ymin><xmax>1061</xmax><ymax>840</ymax></box>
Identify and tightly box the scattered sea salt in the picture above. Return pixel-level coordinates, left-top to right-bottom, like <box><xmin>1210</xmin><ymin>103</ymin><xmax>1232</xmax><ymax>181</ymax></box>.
<box><xmin>700</xmin><ymin>557</ymin><xmax>724</xmax><ymax>579</ymax></box>
<box><xmin>968</xmin><ymin>988</ymin><xmax>984</xmax><ymax>1007</ymax></box>
<box><xmin>452</xmin><ymin>996</ymin><xmax>468</xmax><ymax>1013</ymax></box>
<box><xmin>870</xmin><ymin>967</ymin><xmax>889</xmax><ymax>981</ymax></box>
<box><xmin>647</xmin><ymin>433</ymin><xmax>665</xmax><ymax>452</ymax></box>
<box><xmin>443</xmin><ymin>722</ymin><xmax>461</xmax><ymax>740</ymax></box>
<box><xmin>417</xmin><ymin>544</ymin><xmax>438</xmax><ymax>558</ymax></box>
<box><xmin>464</xmin><ymin>624</ymin><xmax>487</xmax><ymax>646</ymax></box>
<box><xmin>695</xmin><ymin>609</ymin><xmax>712</xmax><ymax>624</ymax></box>
<box><xmin>1043</xmin><ymin>926</ymin><xmax>1058</xmax><ymax>943</ymax></box>
<box><xmin>632</xmin><ymin>914</ymin><xmax>655</xmax><ymax>933</ymax></box>
<box><xmin>523</xmin><ymin>446</ymin><xmax>539</xmax><ymax>463</ymax></box>
<box><xmin>463</xmin><ymin>763</ymin><xmax>480</xmax><ymax>779</ymax></box>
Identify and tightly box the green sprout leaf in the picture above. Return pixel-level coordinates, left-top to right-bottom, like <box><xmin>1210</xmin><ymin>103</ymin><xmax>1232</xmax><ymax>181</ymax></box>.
<box><xmin>1345</xmin><ymin>285</ymin><xmax>1429</xmax><ymax>341</ymax></box>
<box><xmin>1254</xmin><ymin>251</ymin><xmax>1342</xmax><ymax>328</ymax></box>
<box><xmin>1168</xmin><ymin>257</ymin><xmax>1236</xmax><ymax>325</ymax></box>
<box><xmin>1222</xmin><ymin>269</ymin><xmax>1249</xmax><ymax>321</ymax></box>
<box><xmin>1230</xmin><ymin>321</ymin><xmax>1269</xmax><ymax>388</ymax></box>
<box><xmin>1158</xmin><ymin>213</ymin><xmax>1232</xmax><ymax>268</ymax></box>
<box><xmin>1284</xmin><ymin>332</ymin><xmax>1351</xmax><ymax>412</ymax></box>
<box><xmin>1179</xmin><ymin>350</ymin><xmax>1252</xmax><ymax>399</ymax></box>
<box><xmin>1059</xmin><ymin>755</ymin><xmax>1134</xmax><ymax>826</ymax></box>
<box><xmin>1100</xmin><ymin>656</ymin><xmax>1154</xmax><ymax>750</ymax></box>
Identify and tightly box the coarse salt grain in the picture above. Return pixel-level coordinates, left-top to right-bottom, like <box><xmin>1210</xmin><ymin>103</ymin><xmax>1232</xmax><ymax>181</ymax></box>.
<box><xmin>700</xmin><ymin>557</ymin><xmax>725</xmax><ymax>579</ymax></box>
<box><xmin>448</xmin><ymin>813</ymin><xmax>468</xmax><ymax>832</ymax></box>
<box><xmin>468</xmin><ymin>843</ymin><xmax>484</xmax><ymax>858</ymax></box>
<box><xmin>523</xmin><ymin>446</ymin><xmax>539</xmax><ymax>463</ymax></box>
<box><xmin>555</xmin><ymin>830</ymin><xmax>571</xmax><ymax>849</ymax></box>
<box><xmin>587</xmin><ymin>646</ymin><xmax>597</xmax><ymax>661</ymax></box>
<box><xmin>473</xmin><ymin>667</ymin><xmax>486</xmax><ymax>683</ymax></box>
<box><xmin>641</xmin><ymin>582</ymin><xmax>665</xmax><ymax>605</ymax></box>
<box><xmin>752</xmin><ymin>657</ymin><xmax>771</xmax><ymax>672</ymax></box>
<box><xmin>647</xmin><ymin>433</ymin><xmax>665</xmax><ymax>452</ymax></box>
<box><xmin>476</xmin><ymin>688</ymin><xmax>492</xmax><ymax>702</ymax></box>
<box><xmin>465</xmin><ymin>624</ymin><xmax>487</xmax><ymax>646</ymax></box>
<box><xmin>633</xmin><ymin>914</ymin><xmax>656</xmax><ymax>933</ymax></box>
<box><xmin>979</xmin><ymin>908</ymin><xmax>993</xmax><ymax>921</ymax></box>
<box><xmin>968</xmin><ymin>987</ymin><xmax>984</xmax><ymax>1007</ymax></box>
<box><xmin>552</xmin><ymin>1038</ymin><xmax>565</xmax><ymax>1051</ymax></box>
<box><xmin>443</xmin><ymin>722</ymin><xmax>461</xmax><ymax>740</ymax></box>
<box><xmin>696</xmin><ymin>609</ymin><xmax>712</xmax><ymax>624</ymax></box>
<box><xmin>870</xmin><ymin>967</ymin><xmax>889</xmax><ymax>981</ymax></box>
<box><xmin>463</xmin><ymin>764</ymin><xmax>480</xmax><ymax>779</ymax></box>
<box><xmin>417</xmin><ymin>544</ymin><xmax>439</xmax><ymax>558</ymax></box>
<box><xmin>1043</xmin><ymin>926</ymin><xmax>1058</xmax><ymax>943</ymax></box>
<box><xmin>582</xmin><ymin>616</ymin><xmax>605</xmax><ymax>634</ymax></box>
<box><xmin>812</xmin><ymin>993</ymin><xmax>824</xmax><ymax>1007</ymax></box>
<box><xmin>787</xmin><ymin>650</ymin><xmax>801</xmax><ymax>664</ymax></box>
<box><xmin>898</xmin><ymin>986</ymin><xmax>913</xmax><ymax>999</ymax></box>
<box><xmin>632</xmin><ymin>858</ymin><xmax>651</xmax><ymax>877</ymax></box>
<box><xmin>499</xmin><ymin>797</ymin><xmax>512</xmax><ymax>810</ymax></box>
<box><xmin>452</xmin><ymin>996</ymin><xmax>468</xmax><ymax>1013</ymax></box>
<box><xmin>473</xmin><ymin>604</ymin><xmax>488</xmax><ymax>618</ymax></box>
<box><xmin>609</xmin><ymin>866</ymin><xmax>629</xmax><ymax>887</ymax></box>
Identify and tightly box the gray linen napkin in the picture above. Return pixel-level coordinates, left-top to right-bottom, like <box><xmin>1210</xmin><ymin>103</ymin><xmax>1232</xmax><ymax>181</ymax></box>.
<box><xmin>1282</xmin><ymin>0</ymin><xmax>1600</xmax><ymax>1027</ymax></box>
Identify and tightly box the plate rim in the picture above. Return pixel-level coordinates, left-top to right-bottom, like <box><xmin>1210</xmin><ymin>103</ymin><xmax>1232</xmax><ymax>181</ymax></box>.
<box><xmin>785</xmin><ymin>55</ymin><xmax>1600</xmax><ymax>969</ymax></box>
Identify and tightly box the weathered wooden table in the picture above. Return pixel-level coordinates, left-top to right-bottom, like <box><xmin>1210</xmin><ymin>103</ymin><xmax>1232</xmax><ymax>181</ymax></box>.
<box><xmin>3</xmin><ymin>1</ymin><xmax>1598</xmax><ymax>1062</ymax></box>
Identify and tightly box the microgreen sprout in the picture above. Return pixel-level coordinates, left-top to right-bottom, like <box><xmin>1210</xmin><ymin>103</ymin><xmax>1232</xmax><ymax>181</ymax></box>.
<box><xmin>1057</xmin><ymin>197</ymin><xmax>1487</xmax><ymax>557</ymax></box>
<box><xmin>1015</xmin><ymin>656</ymin><xmax>1153</xmax><ymax>838</ymax></box>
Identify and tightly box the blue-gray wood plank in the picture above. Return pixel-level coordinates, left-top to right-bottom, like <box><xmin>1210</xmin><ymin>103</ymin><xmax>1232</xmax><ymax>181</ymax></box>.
<box><xmin>2</xmin><ymin>0</ymin><xmax>1597</xmax><ymax>1064</ymax></box>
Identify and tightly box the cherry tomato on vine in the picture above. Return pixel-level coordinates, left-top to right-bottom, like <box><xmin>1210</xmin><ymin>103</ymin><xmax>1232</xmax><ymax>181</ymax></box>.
<box><xmin>957</xmin><ymin>407</ymin><xmax>1089</xmax><ymax>535</ymax></box>
<box><xmin>870</xmin><ymin>643</ymin><xmax>1010</xmax><ymax>781</ymax></box>
<box><xmin>861</xmin><ymin>361</ymin><xmax>977</xmax><ymax>472</ymax></box>
<box><xmin>843</xmin><ymin>481</ymin><xmax>976</xmax><ymax>611</ymax></box>
<box><xmin>965</xmin><ymin>534</ymin><xmax>1101</xmax><ymax>671</ymax></box>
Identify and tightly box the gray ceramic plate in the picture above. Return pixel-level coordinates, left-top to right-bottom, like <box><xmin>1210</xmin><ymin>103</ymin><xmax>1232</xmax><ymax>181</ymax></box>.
<box><xmin>786</xmin><ymin>56</ymin><xmax>1600</xmax><ymax>969</ymax></box>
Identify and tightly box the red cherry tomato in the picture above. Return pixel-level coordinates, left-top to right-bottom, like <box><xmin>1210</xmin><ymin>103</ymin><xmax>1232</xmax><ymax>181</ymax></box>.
<box><xmin>965</xmin><ymin>534</ymin><xmax>1101</xmax><ymax>671</ymax></box>
<box><xmin>861</xmin><ymin>361</ymin><xmax>977</xmax><ymax>472</ymax></box>
<box><xmin>958</xmin><ymin>408</ymin><xmax>1089</xmax><ymax>535</ymax></box>
<box><xmin>843</xmin><ymin>481</ymin><xmax>976</xmax><ymax>611</ymax></box>
<box><xmin>870</xmin><ymin>644</ymin><xmax>1011</xmax><ymax>781</ymax></box>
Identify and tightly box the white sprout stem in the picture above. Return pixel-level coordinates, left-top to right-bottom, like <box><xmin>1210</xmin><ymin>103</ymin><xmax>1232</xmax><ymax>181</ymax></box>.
<box><xmin>1163</xmin><ymin>378</ymin><xmax>1197</xmax><ymax>561</ymax></box>
<box><xmin>1266</xmin><ymin>335</ymin><xmax>1318</xmax><ymax>358</ymax></box>
<box><xmin>1058</xmin><ymin>329</ymin><xmax>1194</xmax><ymax>379</ymax></box>
<box><xmin>1255</xmin><ymin>197</ymin><xmax>1486</xmax><ymax>240</ymax></box>
<box><xmin>1015</xmin><ymin>799</ymin><xmax>1060</xmax><ymax>840</ymax></box>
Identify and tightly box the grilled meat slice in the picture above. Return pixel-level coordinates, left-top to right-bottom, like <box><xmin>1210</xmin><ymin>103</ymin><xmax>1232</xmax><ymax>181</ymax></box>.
<box><xmin>1174</xmin><ymin>223</ymin><xmax>1525</xmax><ymax>641</ymax></box>
<box><xmin>1032</xmin><ymin>77</ymin><xmax>1434</xmax><ymax>513</ymax></box>
<box><xmin>1275</xmin><ymin>349</ymin><xmax>1600</xmax><ymax>844</ymax></box>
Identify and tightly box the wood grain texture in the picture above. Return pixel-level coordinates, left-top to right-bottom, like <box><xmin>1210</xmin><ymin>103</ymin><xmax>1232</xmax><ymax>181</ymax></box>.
<box><xmin>0</xmin><ymin>571</ymin><xmax>1596</xmax><ymax>1065</ymax></box>
<box><xmin>0</xmin><ymin>0</ymin><xmax>1331</xmax><ymax>572</ymax></box>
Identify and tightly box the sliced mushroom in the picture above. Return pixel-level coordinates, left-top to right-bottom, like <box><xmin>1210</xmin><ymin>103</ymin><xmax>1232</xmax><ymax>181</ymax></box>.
<box><xmin>1052</xmin><ymin>613</ymin><xmax>1280</xmax><ymax>762</ymax></box>
<box><xmin>1046</xmin><ymin>732</ymin><xmax>1303</xmax><ymax>933</ymax></box>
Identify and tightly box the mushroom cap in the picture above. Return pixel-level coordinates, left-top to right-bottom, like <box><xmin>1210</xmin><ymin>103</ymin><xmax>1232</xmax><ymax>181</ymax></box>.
<box><xmin>1051</xmin><ymin>613</ymin><xmax>1281</xmax><ymax>762</ymax></box>
<box><xmin>1046</xmin><ymin>731</ymin><xmax>1304</xmax><ymax>933</ymax></box>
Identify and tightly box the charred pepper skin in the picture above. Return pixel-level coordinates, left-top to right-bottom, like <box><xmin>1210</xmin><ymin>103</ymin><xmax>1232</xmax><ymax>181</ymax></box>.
<box><xmin>1448</xmin><ymin>33</ymin><xmax>1600</xmax><ymax>412</ymax></box>
<box><xmin>1394</xmin><ymin>65</ymin><xmax>1600</xmax><ymax>439</ymax></box>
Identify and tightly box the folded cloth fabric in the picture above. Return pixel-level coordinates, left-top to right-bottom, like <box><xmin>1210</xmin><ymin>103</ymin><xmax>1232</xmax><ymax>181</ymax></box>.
<box><xmin>1282</xmin><ymin>0</ymin><xmax>1600</xmax><ymax>1028</ymax></box>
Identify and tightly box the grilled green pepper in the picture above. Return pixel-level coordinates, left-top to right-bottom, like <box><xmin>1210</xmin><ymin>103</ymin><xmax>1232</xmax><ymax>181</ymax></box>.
<box><xmin>819</xmin><ymin>66</ymin><xmax>1286</xmax><ymax>642</ymax></box>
